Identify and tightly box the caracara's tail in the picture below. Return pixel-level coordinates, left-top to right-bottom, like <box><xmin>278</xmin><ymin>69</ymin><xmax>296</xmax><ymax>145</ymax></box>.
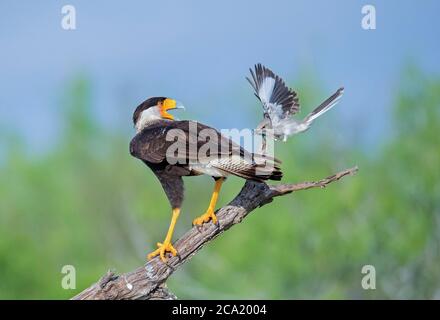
<box><xmin>252</xmin><ymin>153</ymin><xmax>283</xmax><ymax>181</ymax></box>
<box><xmin>211</xmin><ymin>153</ymin><xmax>282</xmax><ymax>182</ymax></box>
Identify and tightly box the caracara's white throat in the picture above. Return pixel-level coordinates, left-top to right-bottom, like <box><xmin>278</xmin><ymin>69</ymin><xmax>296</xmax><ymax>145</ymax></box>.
<box><xmin>135</xmin><ymin>107</ymin><xmax>164</xmax><ymax>132</ymax></box>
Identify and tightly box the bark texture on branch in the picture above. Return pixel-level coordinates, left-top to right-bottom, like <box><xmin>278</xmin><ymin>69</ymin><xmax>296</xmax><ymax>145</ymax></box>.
<box><xmin>73</xmin><ymin>166</ymin><xmax>358</xmax><ymax>300</ymax></box>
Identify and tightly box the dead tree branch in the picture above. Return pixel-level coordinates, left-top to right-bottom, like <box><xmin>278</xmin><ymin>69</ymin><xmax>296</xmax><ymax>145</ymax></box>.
<box><xmin>72</xmin><ymin>166</ymin><xmax>358</xmax><ymax>300</ymax></box>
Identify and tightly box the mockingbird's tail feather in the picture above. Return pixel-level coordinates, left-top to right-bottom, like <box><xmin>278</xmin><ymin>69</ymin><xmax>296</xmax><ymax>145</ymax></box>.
<box><xmin>303</xmin><ymin>87</ymin><xmax>344</xmax><ymax>125</ymax></box>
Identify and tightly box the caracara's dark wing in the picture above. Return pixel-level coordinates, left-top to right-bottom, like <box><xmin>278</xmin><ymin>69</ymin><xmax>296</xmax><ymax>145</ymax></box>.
<box><xmin>130</xmin><ymin>120</ymin><xmax>282</xmax><ymax>181</ymax></box>
<box><xmin>247</xmin><ymin>64</ymin><xmax>299</xmax><ymax>122</ymax></box>
<box><xmin>130</xmin><ymin>120</ymin><xmax>243</xmax><ymax>164</ymax></box>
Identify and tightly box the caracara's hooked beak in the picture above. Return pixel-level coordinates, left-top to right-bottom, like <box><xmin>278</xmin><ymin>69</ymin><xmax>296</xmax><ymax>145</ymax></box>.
<box><xmin>160</xmin><ymin>98</ymin><xmax>185</xmax><ymax>120</ymax></box>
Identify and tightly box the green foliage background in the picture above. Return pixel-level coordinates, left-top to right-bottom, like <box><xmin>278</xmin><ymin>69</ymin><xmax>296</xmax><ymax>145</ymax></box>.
<box><xmin>0</xmin><ymin>66</ymin><xmax>439</xmax><ymax>299</ymax></box>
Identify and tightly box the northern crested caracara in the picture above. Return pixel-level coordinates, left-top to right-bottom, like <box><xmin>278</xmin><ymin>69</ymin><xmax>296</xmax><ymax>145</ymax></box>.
<box><xmin>130</xmin><ymin>97</ymin><xmax>282</xmax><ymax>262</ymax></box>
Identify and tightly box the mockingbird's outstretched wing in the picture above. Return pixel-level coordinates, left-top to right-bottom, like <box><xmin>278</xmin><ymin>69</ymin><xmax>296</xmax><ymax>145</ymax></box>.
<box><xmin>247</xmin><ymin>63</ymin><xmax>299</xmax><ymax>124</ymax></box>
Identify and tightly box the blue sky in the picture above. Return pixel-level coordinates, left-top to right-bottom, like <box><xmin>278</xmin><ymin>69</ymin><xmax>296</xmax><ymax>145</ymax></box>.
<box><xmin>1</xmin><ymin>0</ymin><xmax>439</xmax><ymax>152</ymax></box>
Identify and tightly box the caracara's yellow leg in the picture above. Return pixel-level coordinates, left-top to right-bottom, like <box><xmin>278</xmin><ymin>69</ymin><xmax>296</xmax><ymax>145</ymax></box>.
<box><xmin>147</xmin><ymin>207</ymin><xmax>180</xmax><ymax>262</ymax></box>
<box><xmin>193</xmin><ymin>178</ymin><xmax>224</xmax><ymax>226</ymax></box>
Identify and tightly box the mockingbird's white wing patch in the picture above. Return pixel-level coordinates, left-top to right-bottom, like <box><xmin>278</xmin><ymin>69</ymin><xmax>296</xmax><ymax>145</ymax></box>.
<box><xmin>247</xmin><ymin>64</ymin><xmax>299</xmax><ymax>123</ymax></box>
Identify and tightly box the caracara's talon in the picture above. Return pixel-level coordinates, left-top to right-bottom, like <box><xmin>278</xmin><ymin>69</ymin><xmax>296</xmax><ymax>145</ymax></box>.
<box><xmin>193</xmin><ymin>210</ymin><xmax>218</xmax><ymax>226</ymax></box>
<box><xmin>147</xmin><ymin>241</ymin><xmax>177</xmax><ymax>262</ymax></box>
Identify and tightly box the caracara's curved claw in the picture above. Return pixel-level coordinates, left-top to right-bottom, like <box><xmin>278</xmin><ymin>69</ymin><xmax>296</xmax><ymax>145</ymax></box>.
<box><xmin>192</xmin><ymin>209</ymin><xmax>218</xmax><ymax>226</ymax></box>
<box><xmin>147</xmin><ymin>241</ymin><xmax>177</xmax><ymax>262</ymax></box>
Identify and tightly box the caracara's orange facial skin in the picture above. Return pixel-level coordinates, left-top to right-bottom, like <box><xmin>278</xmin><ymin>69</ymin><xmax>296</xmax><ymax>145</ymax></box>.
<box><xmin>159</xmin><ymin>98</ymin><xmax>176</xmax><ymax>120</ymax></box>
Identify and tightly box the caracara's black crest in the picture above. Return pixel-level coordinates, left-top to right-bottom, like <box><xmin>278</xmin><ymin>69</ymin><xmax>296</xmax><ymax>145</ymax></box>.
<box><xmin>247</xmin><ymin>64</ymin><xmax>299</xmax><ymax>121</ymax></box>
<box><xmin>133</xmin><ymin>97</ymin><xmax>166</xmax><ymax>125</ymax></box>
